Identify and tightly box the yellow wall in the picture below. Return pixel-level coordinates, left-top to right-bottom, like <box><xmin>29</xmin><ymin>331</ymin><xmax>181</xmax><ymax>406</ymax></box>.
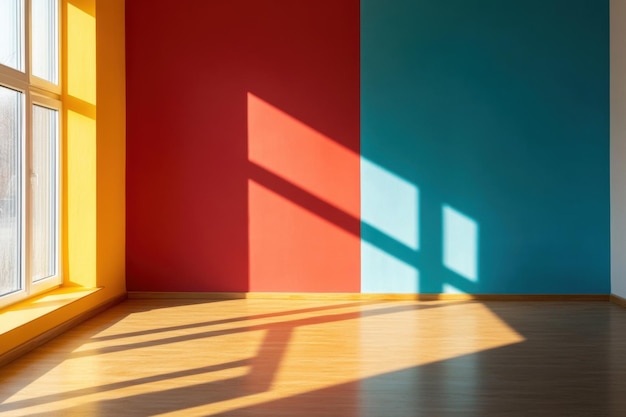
<box><xmin>0</xmin><ymin>0</ymin><xmax>126</xmax><ymax>358</ymax></box>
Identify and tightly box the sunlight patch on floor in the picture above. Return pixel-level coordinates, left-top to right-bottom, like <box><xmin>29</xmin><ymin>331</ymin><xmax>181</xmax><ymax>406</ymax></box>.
<box><xmin>0</xmin><ymin>300</ymin><xmax>524</xmax><ymax>416</ymax></box>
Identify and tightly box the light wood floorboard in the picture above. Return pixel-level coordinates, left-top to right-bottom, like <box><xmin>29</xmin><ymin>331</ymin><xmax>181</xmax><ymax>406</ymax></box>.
<box><xmin>0</xmin><ymin>299</ymin><xmax>625</xmax><ymax>416</ymax></box>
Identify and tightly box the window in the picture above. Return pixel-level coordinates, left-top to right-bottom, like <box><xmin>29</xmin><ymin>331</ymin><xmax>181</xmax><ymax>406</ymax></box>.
<box><xmin>0</xmin><ymin>0</ymin><xmax>61</xmax><ymax>308</ymax></box>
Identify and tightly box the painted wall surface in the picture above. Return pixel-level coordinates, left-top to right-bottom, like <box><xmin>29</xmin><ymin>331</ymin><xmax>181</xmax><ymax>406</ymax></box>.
<box><xmin>126</xmin><ymin>1</ymin><xmax>360</xmax><ymax>292</ymax></box>
<box><xmin>611</xmin><ymin>0</ymin><xmax>626</xmax><ymax>299</ymax></box>
<box><xmin>361</xmin><ymin>0</ymin><xmax>610</xmax><ymax>293</ymax></box>
<box><xmin>127</xmin><ymin>0</ymin><xmax>609</xmax><ymax>295</ymax></box>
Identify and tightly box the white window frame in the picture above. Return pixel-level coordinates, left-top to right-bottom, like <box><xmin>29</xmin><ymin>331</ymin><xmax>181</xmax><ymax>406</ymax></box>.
<box><xmin>0</xmin><ymin>0</ymin><xmax>62</xmax><ymax>309</ymax></box>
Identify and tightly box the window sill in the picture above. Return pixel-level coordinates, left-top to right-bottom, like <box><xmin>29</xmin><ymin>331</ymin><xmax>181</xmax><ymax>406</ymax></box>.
<box><xmin>0</xmin><ymin>286</ymin><xmax>103</xmax><ymax>336</ymax></box>
<box><xmin>0</xmin><ymin>286</ymin><xmax>126</xmax><ymax>367</ymax></box>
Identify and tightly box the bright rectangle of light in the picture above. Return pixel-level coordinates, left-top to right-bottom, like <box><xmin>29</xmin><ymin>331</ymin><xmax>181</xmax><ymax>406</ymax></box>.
<box><xmin>443</xmin><ymin>205</ymin><xmax>478</xmax><ymax>282</ymax></box>
<box><xmin>247</xmin><ymin>92</ymin><xmax>359</xmax><ymax>219</ymax></box>
<box><xmin>67</xmin><ymin>3</ymin><xmax>96</xmax><ymax>105</ymax></box>
<box><xmin>361</xmin><ymin>157</ymin><xmax>419</xmax><ymax>250</ymax></box>
<box><xmin>67</xmin><ymin>110</ymin><xmax>96</xmax><ymax>287</ymax></box>
<box><xmin>361</xmin><ymin>240</ymin><xmax>419</xmax><ymax>293</ymax></box>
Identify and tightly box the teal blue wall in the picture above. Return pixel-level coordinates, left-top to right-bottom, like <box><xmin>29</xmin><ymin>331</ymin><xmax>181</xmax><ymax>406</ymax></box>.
<box><xmin>361</xmin><ymin>0</ymin><xmax>610</xmax><ymax>293</ymax></box>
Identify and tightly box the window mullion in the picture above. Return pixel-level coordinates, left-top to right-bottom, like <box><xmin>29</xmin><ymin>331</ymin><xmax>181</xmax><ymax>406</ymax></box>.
<box><xmin>0</xmin><ymin>67</ymin><xmax>28</xmax><ymax>89</ymax></box>
<box><xmin>23</xmin><ymin>90</ymin><xmax>32</xmax><ymax>296</ymax></box>
<box><xmin>22</xmin><ymin>0</ymin><xmax>31</xmax><ymax>297</ymax></box>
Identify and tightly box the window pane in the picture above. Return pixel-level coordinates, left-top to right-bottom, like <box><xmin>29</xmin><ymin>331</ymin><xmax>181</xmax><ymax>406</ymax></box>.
<box><xmin>0</xmin><ymin>86</ymin><xmax>22</xmax><ymax>296</ymax></box>
<box><xmin>32</xmin><ymin>0</ymin><xmax>58</xmax><ymax>83</ymax></box>
<box><xmin>0</xmin><ymin>0</ymin><xmax>24</xmax><ymax>71</ymax></box>
<box><xmin>31</xmin><ymin>105</ymin><xmax>57</xmax><ymax>281</ymax></box>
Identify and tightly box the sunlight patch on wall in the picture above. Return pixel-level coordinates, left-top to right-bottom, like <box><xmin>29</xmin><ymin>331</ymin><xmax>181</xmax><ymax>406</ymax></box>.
<box><xmin>361</xmin><ymin>157</ymin><xmax>419</xmax><ymax>250</ymax></box>
<box><xmin>361</xmin><ymin>241</ymin><xmax>418</xmax><ymax>293</ymax></box>
<box><xmin>66</xmin><ymin>110</ymin><xmax>96</xmax><ymax>286</ymax></box>
<box><xmin>67</xmin><ymin>2</ymin><xmax>96</xmax><ymax>105</ymax></box>
<box><xmin>247</xmin><ymin>92</ymin><xmax>360</xmax><ymax>291</ymax></box>
<box><xmin>247</xmin><ymin>92</ymin><xmax>359</xmax><ymax>218</ymax></box>
<box><xmin>442</xmin><ymin>283</ymin><xmax>464</xmax><ymax>294</ymax></box>
<box><xmin>360</xmin><ymin>157</ymin><xmax>419</xmax><ymax>293</ymax></box>
<box><xmin>442</xmin><ymin>205</ymin><xmax>479</xmax><ymax>282</ymax></box>
<box><xmin>248</xmin><ymin>179</ymin><xmax>359</xmax><ymax>292</ymax></box>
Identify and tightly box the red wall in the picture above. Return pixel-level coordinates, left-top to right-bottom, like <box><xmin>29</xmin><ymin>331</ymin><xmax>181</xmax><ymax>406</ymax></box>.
<box><xmin>126</xmin><ymin>0</ymin><xmax>360</xmax><ymax>292</ymax></box>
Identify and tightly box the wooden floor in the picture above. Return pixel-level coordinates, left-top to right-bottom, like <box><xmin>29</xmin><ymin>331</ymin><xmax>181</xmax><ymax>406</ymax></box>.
<box><xmin>0</xmin><ymin>299</ymin><xmax>625</xmax><ymax>416</ymax></box>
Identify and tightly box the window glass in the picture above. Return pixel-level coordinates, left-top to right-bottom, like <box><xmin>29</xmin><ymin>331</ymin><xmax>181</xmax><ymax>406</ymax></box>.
<box><xmin>0</xmin><ymin>0</ymin><xmax>24</xmax><ymax>71</ymax></box>
<box><xmin>0</xmin><ymin>85</ymin><xmax>22</xmax><ymax>296</ymax></box>
<box><xmin>32</xmin><ymin>0</ymin><xmax>58</xmax><ymax>83</ymax></box>
<box><xmin>31</xmin><ymin>104</ymin><xmax>57</xmax><ymax>281</ymax></box>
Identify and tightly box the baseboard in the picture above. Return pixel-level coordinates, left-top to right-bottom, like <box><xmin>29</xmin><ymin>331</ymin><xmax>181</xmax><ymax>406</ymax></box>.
<box><xmin>128</xmin><ymin>291</ymin><xmax>609</xmax><ymax>302</ymax></box>
<box><xmin>610</xmin><ymin>293</ymin><xmax>626</xmax><ymax>308</ymax></box>
<box><xmin>0</xmin><ymin>294</ymin><xmax>126</xmax><ymax>368</ymax></box>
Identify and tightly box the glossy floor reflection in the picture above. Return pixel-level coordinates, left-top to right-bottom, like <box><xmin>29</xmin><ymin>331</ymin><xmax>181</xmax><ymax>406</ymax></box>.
<box><xmin>0</xmin><ymin>299</ymin><xmax>624</xmax><ymax>416</ymax></box>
